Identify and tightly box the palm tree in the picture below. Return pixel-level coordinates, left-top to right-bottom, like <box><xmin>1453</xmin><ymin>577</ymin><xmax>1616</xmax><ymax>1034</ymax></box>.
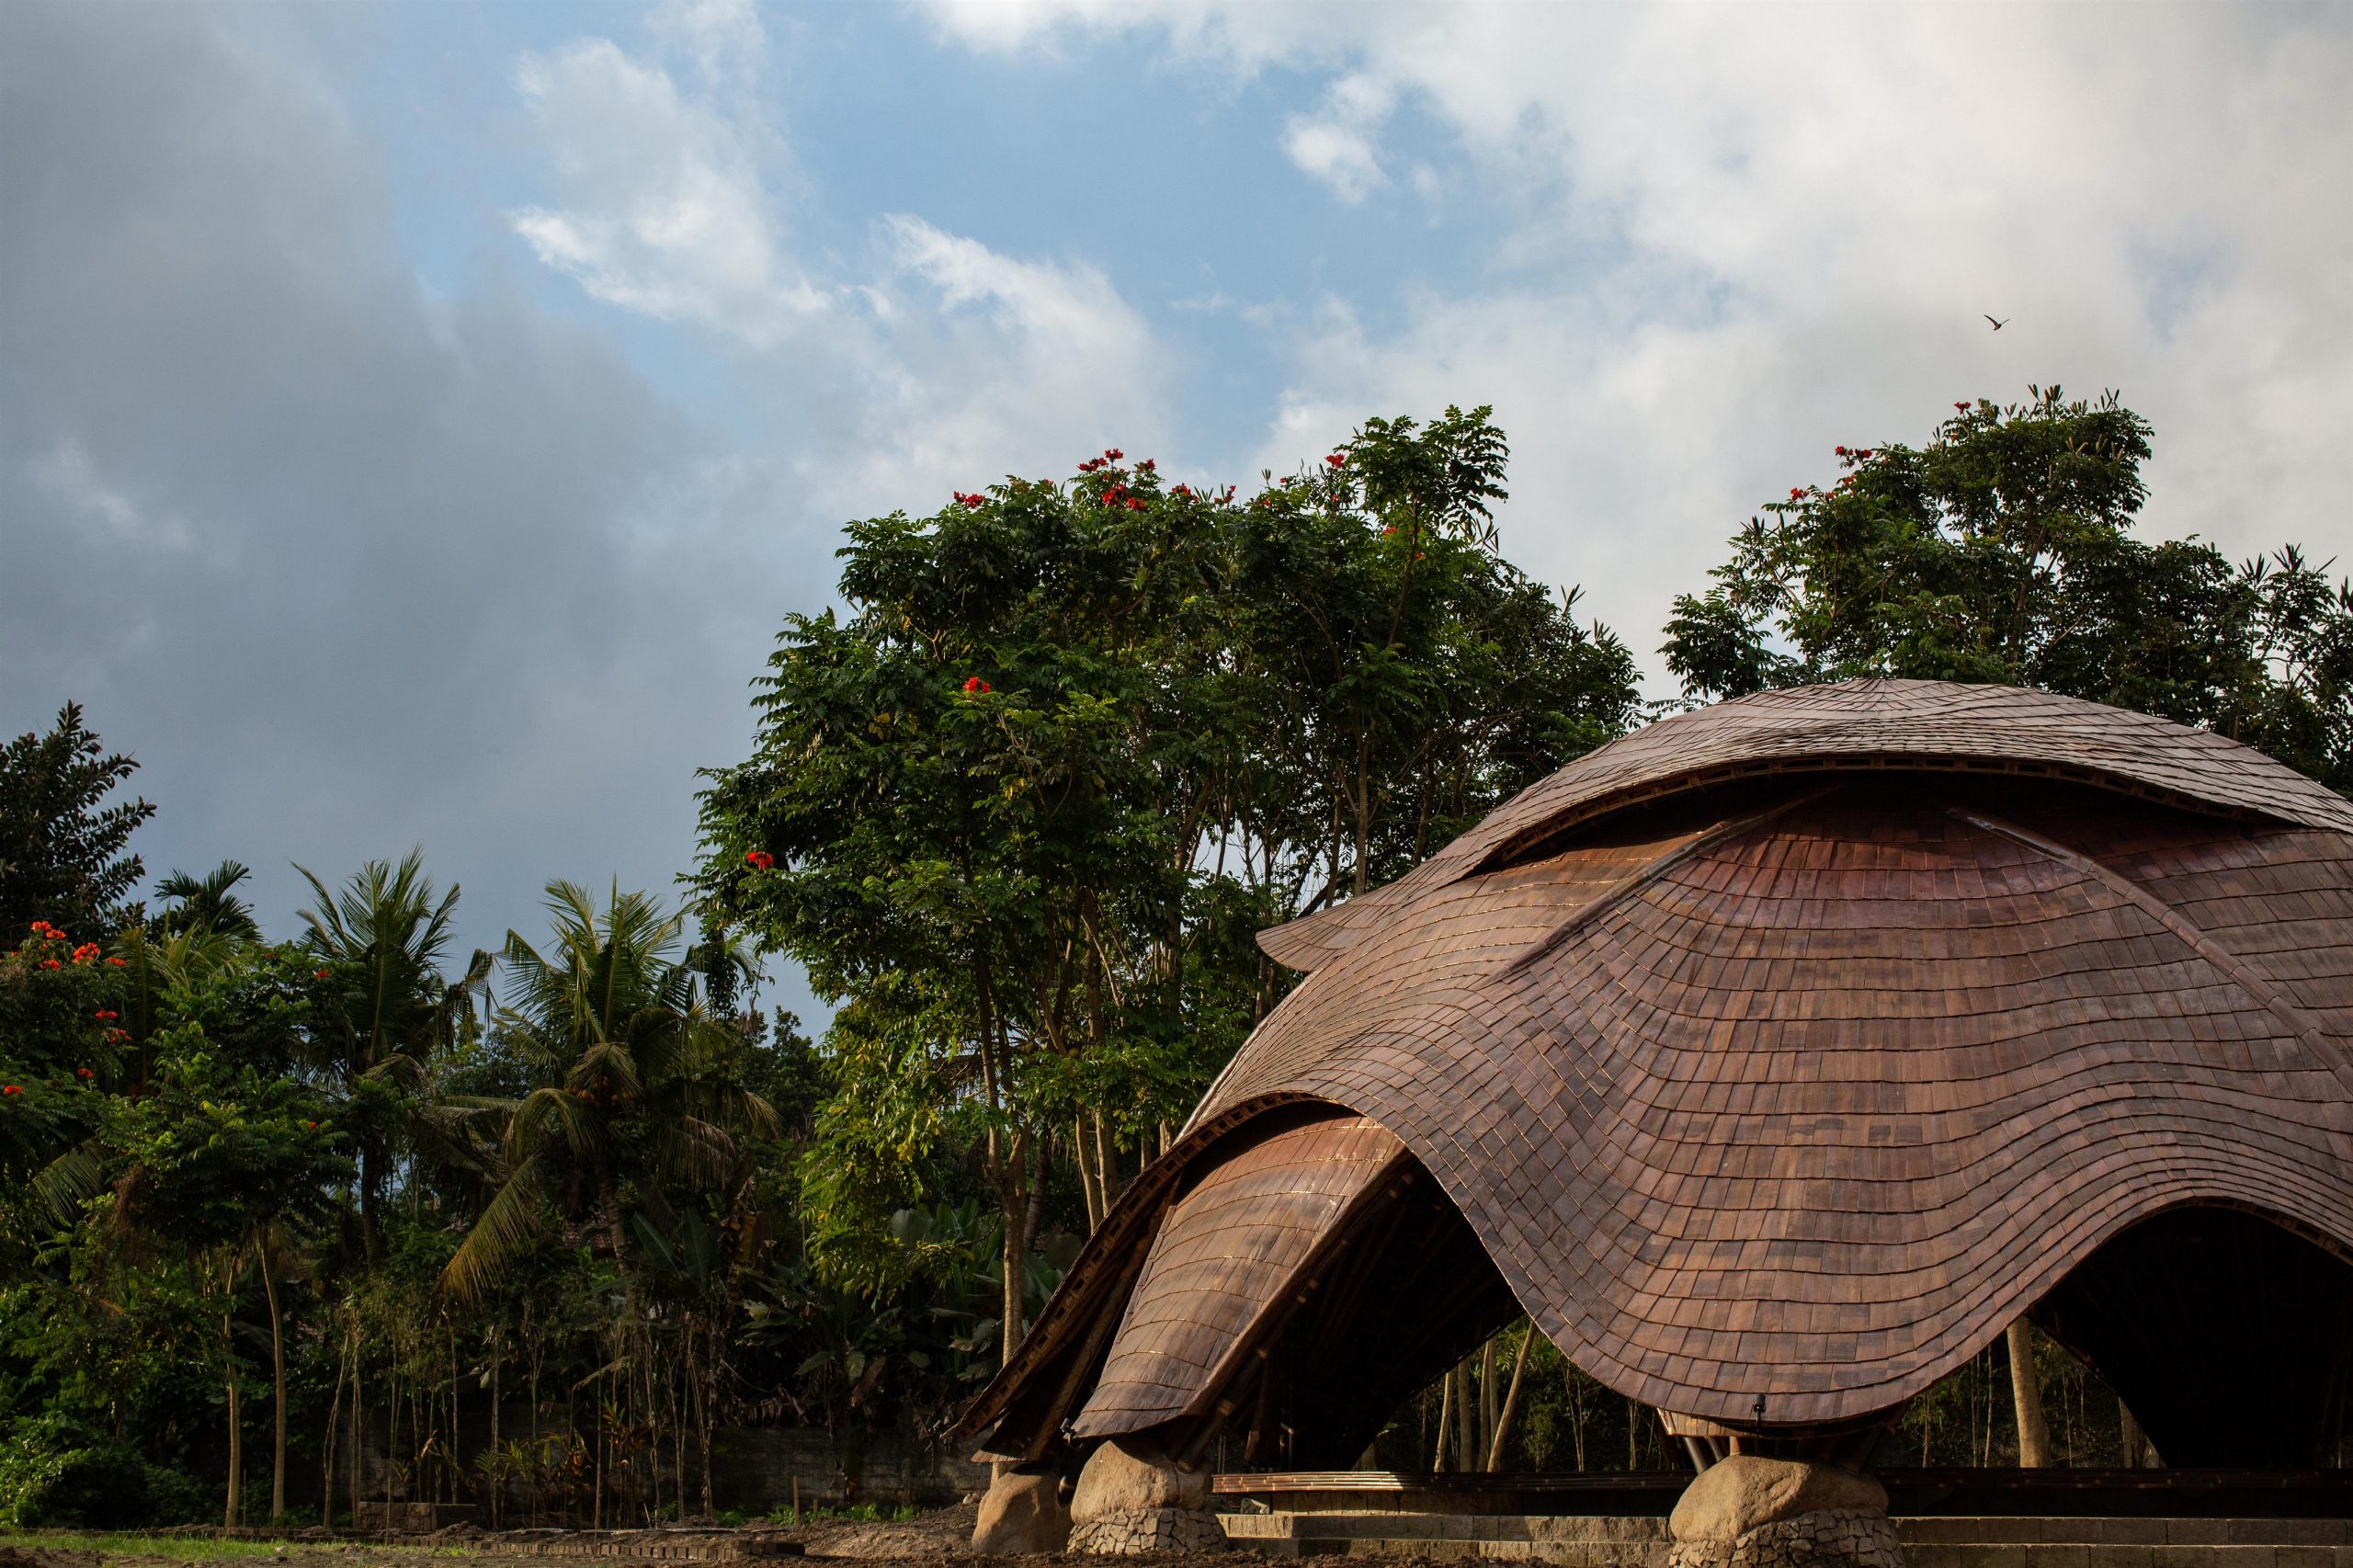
<box><xmin>297</xmin><ymin>851</ymin><xmax>490</xmax><ymax>1254</ymax></box>
<box><xmin>156</xmin><ymin>859</ymin><xmax>262</xmax><ymax>939</ymax></box>
<box><xmin>444</xmin><ymin>881</ymin><xmax>777</xmax><ymax>1297</ymax></box>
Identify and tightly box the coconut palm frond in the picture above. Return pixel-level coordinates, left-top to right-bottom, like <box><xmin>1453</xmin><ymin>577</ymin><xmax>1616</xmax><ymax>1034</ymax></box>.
<box><xmin>441</xmin><ymin>1159</ymin><xmax>552</xmax><ymax>1298</ymax></box>
<box><xmin>34</xmin><ymin>1141</ymin><xmax>108</xmax><ymax>1225</ymax></box>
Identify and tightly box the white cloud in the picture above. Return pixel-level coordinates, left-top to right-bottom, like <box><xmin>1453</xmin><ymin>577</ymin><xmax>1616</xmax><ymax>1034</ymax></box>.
<box><xmin>648</xmin><ymin>0</ymin><xmax>767</xmax><ymax>85</ymax></box>
<box><xmin>509</xmin><ymin>31</ymin><xmax>821</xmax><ymax>347</ymax></box>
<box><xmin>506</xmin><ymin>15</ymin><xmax>1176</xmax><ymax>518</ymax></box>
<box><xmin>790</xmin><ymin>216</ymin><xmax>1170</xmax><ymax>510</ymax></box>
<box><xmin>927</xmin><ymin>2</ymin><xmax>2353</xmax><ymax>684</ymax></box>
<box><xmin>1281</xmin><ymin>71</ymin><xmax>1393</xmax><ymax>202</ymax></box>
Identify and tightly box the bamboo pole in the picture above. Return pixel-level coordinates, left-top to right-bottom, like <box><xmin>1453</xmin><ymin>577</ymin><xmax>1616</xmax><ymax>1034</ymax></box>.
<box><xmin>1432</xmin><ymin>1374</ymin><xmax>1454</xmax><ymax>1472</ymax></box>
<box><xmin>1486</xmin><ymin>1325</ymin><xmax>1537</xmax><ymax>1471</ymax></box>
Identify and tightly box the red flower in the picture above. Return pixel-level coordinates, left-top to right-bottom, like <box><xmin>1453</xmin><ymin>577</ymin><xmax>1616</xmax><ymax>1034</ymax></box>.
<box><xmin>40</xmin><ymin>959</ymin><xmax>60</xmax><ymax>971</ymax></box>
<box><xmin>304</xmin><ymin>1120</ymin><xmax>316</xmax><ymax>1130</ymax></box>
<box><xmin>1138</xmin><ymin>459</ymin><xmax>1155</xmax><ymax>472</ymax></box>
<box><xmin>1955</xmin><ymin>402</ymin><xmax>1971</xmax><ymax>413</ymax></box>
<box><xmin>71</xmin><ymin>943</ymin><xmax>99</xmax><ymax>963</ymax></box>
<box><xmin>1125</xmin><ymin>498</ymin><xmax>1144</xmax><ymax>511</ymax></box>
<box><xmin>313</xmin><ymin>969</ymin><xmax>329</xmax><ymax>980</ymax></box>
<box><xmin>744</xmin><ymin>849</ymin><xmax>776</xmax><ymax>870</ymax></box>
<box><xmin>1790</xmin><ymin>487</ymin><xmax>1805</xmax><ymax>500</ymax></box>
<box><xmin>76</xmin><ymin>1068</ymin><xmax>93</xmax><ymax>1080</ymax></box>
<box><xmin>1105</xmin><ymin>448</ymin><xmax>1123</xmax><ymax>460</ymax></box>
<box><xmin>1835</xmin><ymin>446</ymin><xmax>1848</xmax><ymax>456</ymax></box>
<box><xmin>952</xmin><ymin>491</ymin><xmax>985</xmax><ymax>508</ymax></box>
<box><xmin>1857</xmin><ymin>449</ymin><xmax>1873</xmax><ymax>460</ymax></box>
<box><xmin>105</xmin><ymin>956</ymin><xmax>125</xmax><ymax>967</ymax></box>
<box><xmin>94</xmin><ymin>1010</ymin><xmax>117</xmax><ymax>1021</ymax></box>
<box><xmin>1172</xmin><ymin>484</ymin><xmax>1192</xmax><ymax>498</ymax></box>
<box><xmin>1381</xmin><ymin>526</ymin><xmax>1397</xmax><ymax>537</ymax></box>
<box><xmin>2</xmin><ymin>1085</ymin><xmax>19</xmax><ymax>1097</ymax></box>
<box><xmin>1325</xmin><ymin>453</ymin><xmax>1347</xmax><ymax>468</ymax></box>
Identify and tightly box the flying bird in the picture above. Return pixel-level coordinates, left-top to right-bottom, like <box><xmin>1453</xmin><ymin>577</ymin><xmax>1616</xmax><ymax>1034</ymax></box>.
<box><xmin>1985</xmin><ymin>315</ymin><xmax>2010</xmax><ymax>330</ymax></box>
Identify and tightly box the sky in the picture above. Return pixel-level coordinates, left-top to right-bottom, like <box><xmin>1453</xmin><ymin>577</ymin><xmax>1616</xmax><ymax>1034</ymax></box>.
<box><xmin>4</xmin><ymin>0</ymin><xmax>2349</xmax><ymax>1025</ymax></box>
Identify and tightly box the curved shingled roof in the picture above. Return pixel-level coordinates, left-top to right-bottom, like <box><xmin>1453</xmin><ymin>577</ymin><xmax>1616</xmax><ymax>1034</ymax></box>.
<box><xmin>1251</xmin><ymin>678</ymin><xmax>2353</xmax><ymax>977</ymax></box>
<box><xmin>960</xmin><ymin>680</ymin><xmax>2353</xmax><ymax>1453</ymax></box>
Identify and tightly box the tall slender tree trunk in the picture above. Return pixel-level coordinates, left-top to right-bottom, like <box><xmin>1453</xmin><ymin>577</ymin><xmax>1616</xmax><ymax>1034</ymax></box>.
<box><xmin>699</xmin><ymin>1322</ymin><xmax>718</xmax><ymax>1521</ymax></box>
<box><xmin>1076</xmin><ymin>1117</ymin><xmax>1102</xmax><ymax>1232</ymax></box>
<box><xmin>348</xmin><ymin>1322</ymin><xmax>363</xmax><ymax>1527</ymax></box>
<box><xmin>2006</xmin><ymin>1320</ymin><xmax>2052</xmax><ymax>1468</ymax></box>
<box><xmin>449</xmin><ymin>1330</ymin><xmax>462</xmax><ymax>1506</ymax></box>
<box><xmin>1478</xmin><ymin>1340</ymin><xmax>1498</xmax><ymax>1466</ymax></box>
<box><xmin>320</xmin><ymin>1341</ymin><xmax>346</xmax><ymax>1528</ymax></box>
<box><xmin>259</xmin><ymin>1237</ymin><xmax>288</xmax><ymax>1520</ymax></box>
<box><xmin>997</xmin><ymin>1139</ymin><xmax>1029</xmax><ymax>1367</ymax></box>
<box><xmin>1487</xmin><ymin>1326</ymin><xmax>1536</xmax><ymax>1472</ymax></box>
<box><xmin>1433</xmin><ymin>1373</ymin><xmax>1454</xmax><ymax>1472</ymax></box>
<box><xmin>489</xmin><ymin>1338</ymin><xmax>502</xmax><ymax>1529</ymax></box>
<box><xmin>1450</xmin><ymin>1358</ymin><xmax>1476</xmax><ymax>1472</ymax></box>
<box><xmin>223</xmin><ymin>1310</ymin><xmax>244</xmax><ymax>1528</ymax></box>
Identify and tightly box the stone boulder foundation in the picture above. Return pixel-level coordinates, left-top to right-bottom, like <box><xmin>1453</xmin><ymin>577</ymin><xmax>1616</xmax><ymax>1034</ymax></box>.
<box><xmin>1668</xmin><ymin>1457</ymin><xmax>1901</xmax><ymax>1568</ymax></box>
<box><xmin>1066</xmin><ymin>1437</ymin><xmax>1226</xmax><ymax>1555</ymax></box>
<box><xmin>971</xmin><ymin>1463</ymin><xmax>1070</xmax><ymax>1554</ymax></box>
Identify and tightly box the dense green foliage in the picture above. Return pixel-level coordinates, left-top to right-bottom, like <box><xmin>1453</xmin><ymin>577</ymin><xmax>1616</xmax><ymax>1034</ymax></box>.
<box><xmin>2</xmin><ymin>395</ymin><xmax>2346</xmax><ymax>1528</ymax></box>
<box><xmin>696</xmin><ymin>408</ymin><xmax>1641</xmax><ymax>1359</ymax></box>
<box><xmin>1664</xmin><ymin>386</ymin><xmax>2352</xmax><ymax>788</ymax></box>
<box><xmin>0</xmin><ymin>702</ymin><xmax>155</xmax><ymax>937</ymax></box>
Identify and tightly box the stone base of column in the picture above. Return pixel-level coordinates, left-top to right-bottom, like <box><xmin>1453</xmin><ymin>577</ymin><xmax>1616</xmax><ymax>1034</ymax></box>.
<box><xmin>1668</xmin><ymin>1456</ymin><xmax>1902</xmax><ymax>1568</ymax></box>
<box><xmin>970</xmin><ymin>1463</ymin><xmax>1070</xmax><ymax>1554</ymax></box>
<box><xmin>1669</xmin><ymin>1509</ymin><xmax>1903</xmax><ymax>1568</ymax></box>
<box><xmin>1068</xmin><ymin>1506</ymin><xmax>1230</xmax><ymax>1554</ymax></box>
<box><xmin>1066</xmin><ymin>1437</ymin><xmax>1225</xmax><ymax>1556</ymax></box>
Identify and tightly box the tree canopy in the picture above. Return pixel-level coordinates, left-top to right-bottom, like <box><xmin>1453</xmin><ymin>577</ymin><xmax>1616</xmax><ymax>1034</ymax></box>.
<box><xmin>1663</xmin><ymin>385</ymin><xmax>2352</xmax><ymax>790</ymax></box>
<box><xmin>4</xmin><ymin>392</ymin><xmax>2346</xmax><ymax>1528</ymax></box>
<box><xmin>0</xmin><ymin>702</ymin><xmax>156</xmax><ymax>936</ymax></box>
<box><xmin>697</xmin><ymin>407</ymin><xmax>1642</xmax><ymax>1360</ymax></box>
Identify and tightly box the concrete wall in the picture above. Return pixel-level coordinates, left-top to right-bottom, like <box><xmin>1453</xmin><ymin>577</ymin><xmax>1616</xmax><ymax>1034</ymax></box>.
<box><xmin>345</xmin><ymin>1407</ymin><xmax>987</xmax><ymax>1520</ymax></box>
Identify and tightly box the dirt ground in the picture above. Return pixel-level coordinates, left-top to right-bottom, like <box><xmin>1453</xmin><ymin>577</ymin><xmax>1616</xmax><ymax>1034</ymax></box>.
<box><xmin>0</xmin><ymin>1506</ymin><xmax>1454</xmax><ymax>1568</ymax></box>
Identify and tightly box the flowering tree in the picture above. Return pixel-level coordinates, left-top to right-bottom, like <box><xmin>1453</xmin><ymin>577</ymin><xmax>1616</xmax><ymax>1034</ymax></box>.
<box><xmin>1664</xmin><ymin>385</ymin><xmax>2353</xmax><ymax>790</ymax></box>
<box><xmin>699</xmin><ymin>409</ymin><xmax>1641</xmax><ymax>1365</ymax></box>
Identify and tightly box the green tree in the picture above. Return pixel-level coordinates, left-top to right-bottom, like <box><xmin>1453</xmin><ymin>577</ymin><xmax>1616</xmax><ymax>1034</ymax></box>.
<box><xmin>0</xmin><ymin>920</ymin><xmax>130</xmax><ymax>1244</ymax></box>
<box><xmin>297</xmin><ymin>852</ymin><xmax>488</xmax><ymax>1255</ymax></box>
<box><xmin>156</xmin><ymin>860</ymin><xmax>262</xmax><ymax>941</ymax></box>
<box><xmin>0</xmin><ymin>703</ymin><xmax>155</xmax><ymax>936</ymax></box>
<box><xmin>443</xmin><ymin>881</ymin><xmax>777</xmax><ymax>1298</ymax></box>
<box><xmin>699</xmin><ymin>411</ymin><xmax>1640</xmax><ymax>1363</ymax></box>
<box><xmin>1663</xmin><ymin>385</ymin><xmax>2352</xmax><ymax>790</ymax></box>
<box><xmin>99</xmin><ymin>956</ymin><xmax>349</xmax><ymax>1526</ymax></box>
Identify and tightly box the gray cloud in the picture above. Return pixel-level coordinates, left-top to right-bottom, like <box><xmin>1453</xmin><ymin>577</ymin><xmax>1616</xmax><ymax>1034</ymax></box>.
<box><xmin>0</xmin><ymin>3</ymin><xmax>809</xmax><ymax>1006</ymax></box>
